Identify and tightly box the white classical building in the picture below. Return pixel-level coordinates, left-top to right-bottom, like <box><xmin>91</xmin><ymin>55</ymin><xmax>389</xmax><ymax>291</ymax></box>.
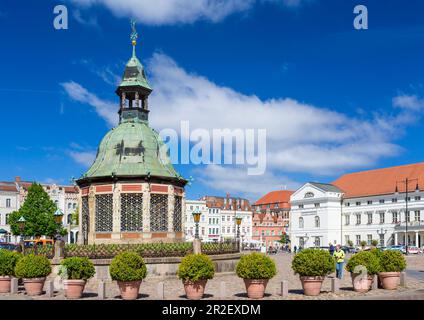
<box><xmin>184</xmin><ymin>195</ymin><xmax>253</xmax><ymax>242</ymax></box>
<box><xmin>290</xmin><ymin>163</ymin><xmax>424</xmax><ymax>249</ymax></box>
<box><xmin>0</xmin><ymin>177</ymin><xmax>79</xmax><ymax>243</ymax></box>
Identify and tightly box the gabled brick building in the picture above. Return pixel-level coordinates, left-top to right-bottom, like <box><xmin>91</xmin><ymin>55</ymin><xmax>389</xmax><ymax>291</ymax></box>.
<box><xmin>252</xmin><ymin>190</ymin><xmax>293</xmax><ymax>246</ymax></box>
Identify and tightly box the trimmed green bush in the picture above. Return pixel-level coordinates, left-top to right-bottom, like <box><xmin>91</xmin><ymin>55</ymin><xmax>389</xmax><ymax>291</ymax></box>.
<box><xmin>292</xmin><ymin>248</ymin><xmax>335</xmax><ymax>277</ymax></box>
<box><xmin>109</xmin><ymin>251</ymin><xmax>147</xmax><ymax>282</ymax></box>
<box><xmin>0</xmin><ymin>249</ymin><xmax>22</xmax><ymax>277</ymax></box>
<box><xmin>15</xmin><ymin>254</ymin><xmax>51</xmax><ymax>278</ymax></box>
<box><xmin>177</xmin><ymin>254</ymin><xmax>215</xmax><ymax>282</ymax></box>
<box><xmin>236</xmin><ymin>252</ymin><xmax>277</xmax><ymax>280</ymax></box>
<box><xmin>346</xmin><ymin>251</ymin><xmax>380</xmax><ymax>275</ymax></box>
<box><xmin>379</xmin><ymin>250</ymin><xmax>406</xmax><ymax>272</ymax></box>
<box><xmin>58</xmin><ymin>257</ymin><xmax>95</xmax><ymax>280</ymax></box>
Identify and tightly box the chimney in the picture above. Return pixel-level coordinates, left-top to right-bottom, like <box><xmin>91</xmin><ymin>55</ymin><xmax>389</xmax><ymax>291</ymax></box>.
<box><xmin>15</xmin><ymin>176</ymin><xmax>21</xmax><ymax>183</ymax></box>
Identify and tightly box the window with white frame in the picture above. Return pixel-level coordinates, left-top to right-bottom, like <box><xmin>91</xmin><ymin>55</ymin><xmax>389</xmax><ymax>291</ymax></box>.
<box><xmin>392</xmin><ymin>211</ymin><xmax>398</xmax><ymax>223</ymax></box>
<box><xmin>367</xmin><ymin>213</ymin><xmax>373</xmax><ymax>224</ymax></box>
<box><xmin>345</xmin><ymin>215</ymin><xmax>350</xmax><ymax>225</ymax></box>
<box><xmin>367</xmin><ymin>234</ymin><xmax>372</xmax><ymax>245</ymax></box>
<box><xmin>379</xmin><ymin>211</ymin><xmax>385</xmax><ymax>224</ymax></box>
<box><xmin>314</xmin><ymin>237</ymin><xmax>320</xmax><ymax>247</ymax></box>
<box><xmin>345</xmin><ymin>235</ymin><xmax>350</xmax><ymax>246</ymax></box>
<box><xmin>314</xmin><ymin>216</ymin><xmax>320</xmax><ymax>228</ymax></box>
<box><xmin>299</xmin><ymin>217</ymin><xmax>304</xmax><ymax>229</ymax></box>
<box><xmin>356</xmin><ymin>235</ymin><xmax>361</xmax><ymax>246</ymax></box>
<box><xmin>356</xmin><ymin>214</ymin><xmax>361</xmax><ymax>225</ymax></box>
<box><xmin>415</xmin><ymin>210</ymin><xmax>420</xmax><ymax>222</ymax></box>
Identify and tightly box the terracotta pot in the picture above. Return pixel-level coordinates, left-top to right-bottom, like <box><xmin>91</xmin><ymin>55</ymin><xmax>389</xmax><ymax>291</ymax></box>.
<box><xmin>300</xmin><ymin>276</ymin><xmax>325</xmax><ymax>296</ymax></box>
<box><xmin>117</xmin><ymin>281</ymin><xmax>141</xmax><ymax>300</ymax></box>
<box><xmin>183</xmin><ymin>280</ymin><xmax>207</xmax><ymax>300</ymax></box>
<box><xmin>244</xmin><ymin>279</ymin><xmax>269</xmax><ymax>299</ymax></box>
<box><xmin>64</xmin><ymin>279</ymin><xmax>86</xmax><ymax>299</ymax></box>
<box><xmin>0</xmin><ymin>276</ymin><xmax>11</xmax><ymax>293</ymax></box>
<box><xmin>351</xmin><ymin>273</ymin><xmax>374</xmax><ymax>293</ymax></box>
<box><xmin>378</xmin><ymin>272</ymin><xmax>400</xmax><ymax>290</ymax></box>
<box><xmin>23</xmin><ymin>277</ymin><xmax>46</xmax><ymax>296</ymax></box>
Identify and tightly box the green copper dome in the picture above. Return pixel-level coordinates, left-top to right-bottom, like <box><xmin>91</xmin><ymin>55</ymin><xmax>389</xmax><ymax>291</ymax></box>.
<box><xmin>119</xmin><ymin>55</ymin><xmax>152</xmax><ymax>91</ymax></box>
<box><xmin>82</xmin><ymin>121</ymin><xmax>182</xmax><ymax>181</ymax></box>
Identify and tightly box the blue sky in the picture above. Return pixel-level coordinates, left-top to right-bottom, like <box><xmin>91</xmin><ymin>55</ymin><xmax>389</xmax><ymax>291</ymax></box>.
<box><xmin>1</xmin><ymin>0</ymin><xmax>424</xmax><ymax>201</ymax></box>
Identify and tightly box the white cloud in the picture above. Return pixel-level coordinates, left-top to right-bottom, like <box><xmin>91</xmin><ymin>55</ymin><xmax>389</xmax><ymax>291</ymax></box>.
<box><xmin>62</xmin><ymin>52</ymin><xmax>423</xmax><ymax>196</ymax></box>
<box><xmin>70</xmin><ymin>0</ymin><xmax>309</xmax><ymax>25</ymax></box>
<box><xmin>195</xmin><ymin>165</ymin><xmax>299</xmax><ymax>199</ymax></box>
<box><xmin>73</xmin><ymin>9</ymin><xmax>100</xmax><ymax>28</ymax></box>
<box><xmin>393</xmin><ymin>94</ymin><xmax>424</xmax><ymax>111</ymax></box>
<box><xmin>69</xmin><ymin>150</ymin><xmax>97</xmax><ymax>167</ymax></box>
<box><xmin>61</xmin><ymin>81</ymin><xmax>117</xmax><ymax>127</ymax></box>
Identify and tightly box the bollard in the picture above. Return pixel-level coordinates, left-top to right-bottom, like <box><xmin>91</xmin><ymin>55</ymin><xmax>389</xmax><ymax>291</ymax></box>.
<box><xmin>11</xmin><ymin>278</ymin><xmax>19</xmax><ymax>294</ymax></box>
<box><xmin>331</xmin><ymin>278</ymin><xmax>340</xmax><ymax>294</ymax></box>
<box><xmin>372</xmin><ymin>275</ymin><xmax>378</xmax><ymax>290</ymax></box>
<box><xmin>98</xmin><ymin>281</ymin><xmax>106</xmax><ymax>300</ymax></box>
<box><xmin>280</xmin><ymin>281</ymin><xmax>288</xmax><ymax>297</ymax></box>
<box><xmin>400</xmin><ymin>272</ymin><xmax>407</xmax><ymax>287</ymax></box>
<box><xmin>157</xmin><ymin>282</ymin><xmax>164</xmax><ymax>300</ymax></box>
<box><xmin>45</xmin><ymin>280</ymin><xmax>54</xmax><ymax>298</ymax></box>
<box><xmin>219</xmin><ymin>281</ymin><xmax>226</xmax><ymax>299</ymax></box>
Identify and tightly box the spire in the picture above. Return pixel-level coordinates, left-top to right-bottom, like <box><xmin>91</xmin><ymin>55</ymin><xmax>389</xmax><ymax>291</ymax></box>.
<box><xmin>130</xmin><ymin>18</ymin><xmax>138</xmax><ymax>58</ymax></box>
<box><xmin>116</xmin><ymin>19</ymin><xmax>152</xmax><ymax>124</ymax></box>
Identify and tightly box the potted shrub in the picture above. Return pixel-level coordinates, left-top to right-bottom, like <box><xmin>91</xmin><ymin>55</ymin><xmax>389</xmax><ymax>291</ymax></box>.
<box><xmin>378</xmin><ymin>250</ymin><xmax>406</xmax><ymax>290</ymax></box>
<box><xmin>371</xmin><ymin>240</ymin><xmax>379</xmax><ymax>247</ymax></box>
<box><xmin>58</xmin><ymin>257</ymin><xmax>95</xmax><ymax>299</ymax></box>
<box><xmin>346</xmin><ymin>251</ymin><xmax>380</xmax><ymax>293</ymax></box>
<box><xmin>0</xmin><ymin>249</ymin><xmax>21</xmax><ymax>293</ymax></box>
<box><xmin>109</xmin><ymin>251</ymin><xmax>147</xmax><ymax>300</ymax></box>
<box><xmin>360</xmin><ymin>241</ymin><xmax>367</xmax><ymax>250</ymax></box>
<box><xmin>15</xmin><ymin>254</ymin><xmax>51</xmax><ymax>296</ymax></box>
<box><xmin>291</xmin><ymin>248</ymin><xmax>335</xmax><ymax>296</ymax></box>
<box><xmin>177</xmin><ymin>254</ymin><xmax>215</xmax><ymax>300</ymax></box>
<box><xmin>236</xmin><ymin>252</ymin><xmax>276</xmax><ymax>299</ymax></box>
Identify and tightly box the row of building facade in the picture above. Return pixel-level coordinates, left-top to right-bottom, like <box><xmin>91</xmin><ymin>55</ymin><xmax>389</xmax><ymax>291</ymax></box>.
<box><xmin>1</xmin><ymin>162</ymin><xmax>424</xmax><ymax>248</ymax></box>
<box><xmin>0</xmin><ymin>177</ymin><xmax>79</xmax><ymax>243</ymax></box>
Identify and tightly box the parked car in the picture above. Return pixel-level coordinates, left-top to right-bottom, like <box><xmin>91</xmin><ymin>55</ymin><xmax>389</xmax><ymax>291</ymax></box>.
<box><xmin>406</xmin><ymin>246</ymin><xmax>421</xmax><ymax>254</ymax></box>
<box><xmin>385</xmin><ymin>245</ymin><xmax>405</xmax><ymax>253</ymax></box>
<box><xmin>0</xmin><ymin>243</ymin><xmax>19</xmax><ymax>251</ymax></box>
<box><xmin>341</xmin><ymin>246</ymin><xmax>357</xmax><ymax>254</ymax></box>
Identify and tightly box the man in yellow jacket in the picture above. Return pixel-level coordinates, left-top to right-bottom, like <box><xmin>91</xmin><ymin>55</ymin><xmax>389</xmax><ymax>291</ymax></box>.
<box><xmin>333</xmin><ymin>245</ymin><xmax>345</xmax><ymax>279</ymax></box>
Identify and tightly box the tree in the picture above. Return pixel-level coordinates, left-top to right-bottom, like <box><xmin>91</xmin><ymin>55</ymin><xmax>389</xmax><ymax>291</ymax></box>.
<box><xmin>8</xmin><ymin>183</ymin><xmax>66</xmax><ymax>238</ymax></box>
<box><xmin>279</xmin><ymin>233</ymin><xmax>290</xmax><ymax>244</ymax></box>
<box><xmin>71</xmin><ymin>206</ymin><xmax>79</xmax><ymax>225</ymax></box>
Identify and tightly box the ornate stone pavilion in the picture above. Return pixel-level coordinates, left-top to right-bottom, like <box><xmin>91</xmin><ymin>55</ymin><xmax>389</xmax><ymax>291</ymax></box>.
<box><xmin>76</xmin><ymin>22</ymin><xmax>187</xmax><ymax>244</ymax></box>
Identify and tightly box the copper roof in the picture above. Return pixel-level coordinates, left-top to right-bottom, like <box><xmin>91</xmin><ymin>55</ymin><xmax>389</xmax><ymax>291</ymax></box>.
<box><xmin>332</xmin><ymin>162</ymin><xmax>424</xmax><ymax>199</ymax></box>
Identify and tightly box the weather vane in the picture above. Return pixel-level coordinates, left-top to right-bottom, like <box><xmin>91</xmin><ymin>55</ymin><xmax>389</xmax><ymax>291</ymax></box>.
<box><xmin>130</xmin><ymin>18</ymin><xmax>138</xmax><ymax>46</ymax></box>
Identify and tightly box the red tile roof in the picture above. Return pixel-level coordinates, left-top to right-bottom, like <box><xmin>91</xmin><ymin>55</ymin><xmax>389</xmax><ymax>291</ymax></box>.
<box><xmin>332</xmin><ymin>162</ymin><xmax>424</xmax><ymax>199</ymax></box>
<box><xmin>0</xmin><ymin>182</ymin><xmax>18</xmax><ymax>192</ymax></box>
<box><xmin>254</xmin><ymin>190</ymin><xmax>294</xmax><ymax>208</ymax></box>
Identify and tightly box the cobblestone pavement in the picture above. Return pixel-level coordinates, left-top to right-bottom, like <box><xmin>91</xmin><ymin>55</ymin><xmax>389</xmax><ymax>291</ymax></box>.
<box><xmin>1</xmin><ymin>253</ymin><xmax>423</xmax><ymax>300</ymax></box>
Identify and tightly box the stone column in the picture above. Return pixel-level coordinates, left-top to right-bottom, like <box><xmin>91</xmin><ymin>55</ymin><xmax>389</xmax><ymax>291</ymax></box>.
<box><xmin>142</xmin><ymin>183</ymin><xmax>151</xmax><ymax>234</ymax></box>
<box><xmin>88</xmin><ymin>185</ymin><xmax>96</xmax><ymax>244</ymax></box>
<box><xmin>415</xmin><ymin>232</ymin><xmax>419</xmax><ymax>246</ymax></box>
<box><xmin>112</xmin><ymin>183</ymin><xmax>121</xmax><ymax>240</ymax></box>
<box><xmin>394</xmin><ymin>232</ymin><xmax>398</xmax><ymax>245</ymax></box>
<box><xmin>167</xmin><ymin>185</ymin><xmax>175</xmax><ymax>236</ymax></box>
<box><xmin>78</xmin><ymin>191</ymin><xmax>83</xmax><ymax>245</ymax></box>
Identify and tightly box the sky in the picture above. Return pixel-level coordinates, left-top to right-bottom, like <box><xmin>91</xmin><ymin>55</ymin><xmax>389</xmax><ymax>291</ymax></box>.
<box><xmin>1</xmin><ymin>0</ymin><xmax>424</xmax><ymax>201</ymax></box>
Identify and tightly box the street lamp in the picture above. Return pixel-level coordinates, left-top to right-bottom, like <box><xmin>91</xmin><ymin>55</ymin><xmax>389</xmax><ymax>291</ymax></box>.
<box><xmin>54</xmin><ymin>209</ymin><xmax>64</xmax><ymax>241</ymax></box>
<box><xmin>17</xmin><ymin>216</ymin><xmax>26</xmax><ymax>252</ymax></box>
<box><xmin>192</xmin><ymin>208</ymin><xmax>202</xmax><ymax>240</ymax></box>
<box><xmin>395</xmin><ymin>178</ymin><xmax>419</xmax><ymax>255</ymax></box>
<box><xmin>377</xmin><ymin>228</ymin><xmax>387</xmax><ymax>247</ymax></box>
<box><xmin>235</xmin><ymin>216</ymin><xmax>242</xmax><ymax>251</ymax></box>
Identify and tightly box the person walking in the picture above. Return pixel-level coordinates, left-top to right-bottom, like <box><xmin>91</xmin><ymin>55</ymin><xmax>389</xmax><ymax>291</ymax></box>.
<box><xmin>333</xmin><ymin>245</ymin><xmax>345</xmax><ymax>279</ymax></box>
<box><xmin>329</xmin><ymin>243</ymin><xmax>335</xmax><ymax>256</ymax></box>
<box><xmin>293</xmin><ymin>245</ymin><xmax>297</xmax><ymax>254</ymax></box>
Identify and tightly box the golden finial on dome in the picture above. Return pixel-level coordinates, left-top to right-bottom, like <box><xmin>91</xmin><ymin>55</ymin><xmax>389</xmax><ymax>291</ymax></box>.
<box><xmin>130</xmin><ymin>19</ymin><xmax>138</xmax><ymax>46</ymax></box>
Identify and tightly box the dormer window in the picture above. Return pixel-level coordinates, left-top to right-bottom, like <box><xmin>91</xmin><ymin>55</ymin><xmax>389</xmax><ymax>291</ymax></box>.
<box><xmin>304</xmin><ymin>192</ymin><xmax>314</xmax><ymax>198</ymax></box>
